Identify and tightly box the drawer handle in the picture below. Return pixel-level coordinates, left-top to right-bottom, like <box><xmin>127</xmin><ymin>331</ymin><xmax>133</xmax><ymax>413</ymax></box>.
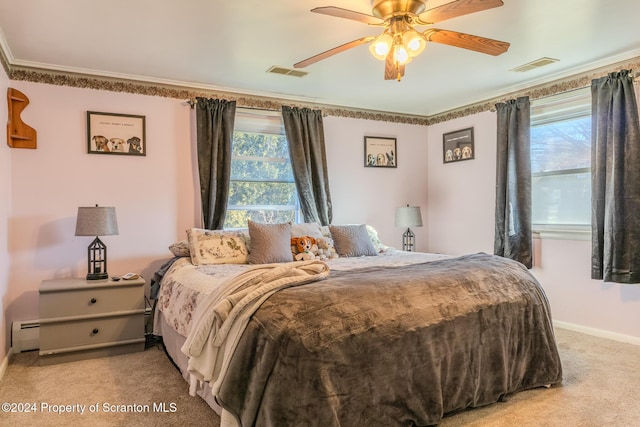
<box><xmin>90</xmin><ymin>298</ymin><xmax>97</xmax><ymax>304</ymax></box>
<box><xmin>92</xmin><ymin>328</ymin><xmax>99</xmax><ymax>335</ymax></box>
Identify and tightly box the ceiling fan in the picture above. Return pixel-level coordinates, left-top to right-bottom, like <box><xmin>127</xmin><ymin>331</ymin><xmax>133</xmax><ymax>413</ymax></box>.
<box><xmin>293</xmin><ymin>0</ymin><xmax>510</xmax><ymax>81</ymax></box>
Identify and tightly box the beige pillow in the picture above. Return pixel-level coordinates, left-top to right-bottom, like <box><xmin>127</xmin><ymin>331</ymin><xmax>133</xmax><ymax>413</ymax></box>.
<box><xmin>186</xmin><ymin>228</ymin><xmax>248</xmax><ymax>265</ymax></box>
<box><xmin>169</xmin><ymin>239</ymin><xmax>190</xmax><ymax>257</ymax></box>
<box><xmin>248</xmin><ymin>221</ymin><xmax>294</xmax><ymax>264</ymax></box>
<box><xmin>291</xmin><ymin>222</ymin><xmax>323</xmax><ymax>239</ymax></box>
<box><xmin>329</xmin><ymin>224</ymin><xmax>378</xmax><ymax>257</ymax></box>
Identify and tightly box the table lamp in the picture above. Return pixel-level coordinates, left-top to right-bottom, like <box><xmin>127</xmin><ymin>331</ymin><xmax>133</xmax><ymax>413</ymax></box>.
<box><xmin>75</xmin><ymin>205</ymin><xmax>119</xmax><ymax>280</ymax></box>
<box><xmin>395</xmin><ymin>205</ymin><xmax>423</xmax><ymax>251</ymax></box>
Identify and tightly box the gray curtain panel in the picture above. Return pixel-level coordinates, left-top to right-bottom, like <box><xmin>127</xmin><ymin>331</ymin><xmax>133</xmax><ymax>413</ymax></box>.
<box><xmin>494</xmin><ymin>97</ymin><xmax>532</xmax><ymax>268</ymax></box>
<box><xmin>195</xmin><ymin>98</ymin><xmax>236</xmax><ymax>230</ymax></box>
<box><xmin>591</xmin><ymin>70</ymin><xmax>640</xmax><ymax>283</ymax></box>
<box><xmin>282</xmin><ymin>106</ymin><xmax>333</xmax><ymax>225</ymax></box>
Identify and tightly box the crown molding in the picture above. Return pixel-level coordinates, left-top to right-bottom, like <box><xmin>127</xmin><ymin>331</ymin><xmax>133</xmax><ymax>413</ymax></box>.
<box><xmin>1</xmin><ymin>39</ymin><xmax>638</xmax><ymax>127</ymax></box>
<box><xmin>426</xmin><ymin>55</ymin><xmax>640</xmax><ymax>125</ymax></box>
<box><xmin>0</xmin><ymin>26</ymin><xmax>10</xmax><ymax>77</ymax></box>
<box><xmin>5</xmin><ymin>61</ymin><xmax>429</xmax><ymax>126</ymax></box>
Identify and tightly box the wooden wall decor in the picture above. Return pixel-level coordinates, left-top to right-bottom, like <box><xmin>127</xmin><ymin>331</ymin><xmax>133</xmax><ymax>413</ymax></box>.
<box><xmin>7</xmin><ymin>87</ymin><xmax>37</xmax><ymax>149</ymax></box>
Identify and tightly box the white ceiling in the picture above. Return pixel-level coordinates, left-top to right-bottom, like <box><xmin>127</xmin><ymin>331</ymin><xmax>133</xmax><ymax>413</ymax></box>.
<box><xmin>1</xmin><ymin>0</ymin><xmax>639</xmax><ymax>117</ymax></box>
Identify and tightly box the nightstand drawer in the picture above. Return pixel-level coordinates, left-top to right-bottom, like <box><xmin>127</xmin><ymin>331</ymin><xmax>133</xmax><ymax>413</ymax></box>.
<box><xmin>40</xmin><ymin>281</ymin><xmax>144</xmax><ymax>318</ymax></box>
<box><xmin>39</xmin><ymin>277</ymin><xmax>146</xmax><ymax>364</ymax></box>
<box><xmin>40</xmin><ymin>312</ymin><xmax>144</xmax><ymax>351</ymax></box>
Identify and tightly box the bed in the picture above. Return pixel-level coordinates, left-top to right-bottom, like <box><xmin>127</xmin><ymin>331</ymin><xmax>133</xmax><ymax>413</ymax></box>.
<box><xmin>152</xmin><ymin>222</ymin><xmax>562</xmax><ymax>426</ymax></box>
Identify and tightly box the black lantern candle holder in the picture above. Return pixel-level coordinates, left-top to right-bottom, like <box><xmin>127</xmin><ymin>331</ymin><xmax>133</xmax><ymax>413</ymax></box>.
<box><xmin>75</xmin><ymin>205</ymin><xmax>119</xmax><ymax>281</ymax></box>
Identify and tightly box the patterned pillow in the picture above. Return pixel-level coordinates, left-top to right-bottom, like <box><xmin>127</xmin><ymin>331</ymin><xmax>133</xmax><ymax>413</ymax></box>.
<box><xmin>168</xmin><ymin>239</ymin><xmax>190</xmax><ymax>257</ymax></box>
<box><xmin>366</xmin><ymin>225</ymin><xmax>392</xmax><ymax>253</ymax></box>
<box><xmin>186</xmin><ymin>228</ymin><xmax>248</xmax><ymax>265</ymax></box>
<box><xmin>329</xmin><ymin>224</ymin><xmax>378</xmax><ymax>257</ymax></box>
<box><xmin>248</xmin><ymin>221</ymin><xmax>294</xmax><ymax>264</ymax></box>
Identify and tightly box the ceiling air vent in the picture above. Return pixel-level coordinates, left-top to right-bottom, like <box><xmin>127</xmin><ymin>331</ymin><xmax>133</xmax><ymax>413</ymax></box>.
<box><xmin>510</xmin><ymin>57</ymin><xmax>559</xmax><ymax>72</ymax></box>
<box><xmin>267</xmin><ymin>66</ymin><xmax>308</xmax><ymax>78</ymax></box>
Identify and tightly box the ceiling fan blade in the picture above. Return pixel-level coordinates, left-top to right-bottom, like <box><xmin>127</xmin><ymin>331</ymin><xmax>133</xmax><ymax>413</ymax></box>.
<box><xmin>417</xmin><ymin>0</ymin><xmax>504</xmax><ymax>25</ymax></box>
<box><xmin>424</xmin><ymin>29</ymin><xmax>509</xmax><ymax>56</ymax></box>
<box><xmin>311</xmin><ymin>6</ymin><xmax>384</xmax><ymax>25</ymax></box>
<box><xmin>384</xmin><ymin>52</ymin><xmax>405</xmax><ymax>81</ymax></box>
<box><xmin>294</xmin><ymin>36</ymin><xmax>375</xmax><ymax>68</ymax></box>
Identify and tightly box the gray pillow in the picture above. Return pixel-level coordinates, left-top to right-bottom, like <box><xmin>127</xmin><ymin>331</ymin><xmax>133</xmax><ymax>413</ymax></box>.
<box><xmin>248</xmin><ymin>220</ymin><xmax>294</xmax><ymax>264</ymax></box>
<box><xmin>329</xmin><ymin>224</ymin><xmax>378</xmax><ymax>257</ymax></box>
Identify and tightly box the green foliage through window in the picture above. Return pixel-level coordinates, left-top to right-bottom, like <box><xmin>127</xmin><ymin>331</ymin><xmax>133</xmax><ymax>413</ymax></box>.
<box><xmin>223</xmin><ymin>129</ymin><xmax>300</xmax><ymax>229</ymax></box>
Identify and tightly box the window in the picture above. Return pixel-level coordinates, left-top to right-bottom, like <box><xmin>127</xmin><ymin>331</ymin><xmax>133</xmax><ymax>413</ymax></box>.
<box><xmin>531</xmin><ymin>88</ymin><xmax>591</xmax><ymax>229</ymax></box>
<box><xmin>223</xmin><ymin>109</ymin><xmax>300</xmax><ymax>229</ymax></box>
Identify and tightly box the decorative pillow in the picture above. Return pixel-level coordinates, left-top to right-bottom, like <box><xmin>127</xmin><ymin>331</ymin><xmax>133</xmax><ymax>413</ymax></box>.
<box><xmin>248</xmin><ymin>221</ymin><xmax>294</xmax><ymax>264</ymax></box>
<box><xmin>291</xmin><ymin>222</ymin><xmax>324</xmax><ymax>239</ymax></box>
<box><xmin>169</xmin><ymin>239</ymin><xmax>190</xmax><ymax>257</ymax></box>
<box><xmin>186</xmin><ymin>228</ymin><xmax>248</xmax><ymax>265</ymax></box>
<box><xmin>329</xmin><ymin>224</ymin><xmax>378</xmax><ymax>257</ymax></box>
<box><xmin>366</xmin><ymin>225</ymin><xmax>393</xmax><ymax>253</ymax></box>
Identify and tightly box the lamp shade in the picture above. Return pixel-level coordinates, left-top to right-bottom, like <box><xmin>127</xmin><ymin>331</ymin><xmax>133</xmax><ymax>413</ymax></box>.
<box><xmin>395</xmin><ymin>206</ymin><xmax>423</xmax><ymax>228</ymax></box>
<box><xmin>75</xmin><ymin>206</ymin><xmax>119</xmax><ymax>236</ymax></box>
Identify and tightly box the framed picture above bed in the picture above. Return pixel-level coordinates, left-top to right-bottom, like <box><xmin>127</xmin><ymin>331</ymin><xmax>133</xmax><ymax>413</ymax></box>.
<box><xmin>443</xmin><ymin>127</ymin><xmax>474</xmax><ymax>164</ymax></box>
<box><xmin>364</xmin><ymin>136</ymin><xmax>396</xmax><ymax>168</ymax></box>
<box><xmin>87</xmin><ymin>111</ymin><xmax>146</xmax><ymax>156</ymax></box>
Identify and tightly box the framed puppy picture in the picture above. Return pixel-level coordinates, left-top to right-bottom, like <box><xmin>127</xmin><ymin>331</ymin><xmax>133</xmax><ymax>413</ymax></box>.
<box><xmin>443</xmin><ymin>127</ymin><xmax>474</xmax><ymax>164</ymax></box>
<box><xmin>87</xmin><ymin>111</ymin><xmax>146</xmax><ymax>156</ymax></box>
<box><xmin>364</xmin><ymin>136</ymin><xmax>397</xmax><ymax>168</ymax></box>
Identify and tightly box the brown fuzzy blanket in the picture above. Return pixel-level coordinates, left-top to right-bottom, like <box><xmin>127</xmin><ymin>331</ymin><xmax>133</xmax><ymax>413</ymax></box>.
<box><xmin>216</xmin><ymin>253</ymin><xmax>562</xmax><ymax>426</ymax></box>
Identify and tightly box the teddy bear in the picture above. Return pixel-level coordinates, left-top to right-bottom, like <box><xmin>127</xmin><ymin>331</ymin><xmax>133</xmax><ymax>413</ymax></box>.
<box><xmin>315</xmin><ymin>236</ymin><xmax>339</xmax><ymax>260</ymax></box>
<box><xmin>291</xmin><ymin>236</ymin><xmax>317</xmax><ymax>261</ymax></box>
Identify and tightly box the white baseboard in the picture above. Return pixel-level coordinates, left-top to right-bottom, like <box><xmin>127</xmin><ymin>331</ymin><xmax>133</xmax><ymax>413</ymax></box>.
<box><xmin>0</xmin><ymin>348</ymin><xmax>12</xmax><ymax>382</ymax></box>
<box><xmin>554</xmin><ymin>320</ymin><xmax>640</xmax><ymax>346</ymax></box>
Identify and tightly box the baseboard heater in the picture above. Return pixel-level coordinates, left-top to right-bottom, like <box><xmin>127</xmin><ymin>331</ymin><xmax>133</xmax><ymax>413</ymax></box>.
<box><xmin>12</xmin><ymin>320</ymin><xmax>40</xmax><ymax>353</ymax></box>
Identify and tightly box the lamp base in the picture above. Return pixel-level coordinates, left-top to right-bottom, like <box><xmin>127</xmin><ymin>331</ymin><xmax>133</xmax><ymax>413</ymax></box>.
<box><xmin>86</xmin><ymin>272</ymin><xmax>108</xmax><ymax>281</ymax></box>
<box><xmin>402</xmin><ymin>228</ymin><xmax>415</xmax><ymax>252</ymax></box>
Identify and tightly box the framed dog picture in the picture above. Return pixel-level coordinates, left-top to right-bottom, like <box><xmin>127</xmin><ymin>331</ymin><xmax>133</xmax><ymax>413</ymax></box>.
<box><xmin>364</xmin><ymin>136</ymin><xmax>397</xmax><ymax>168</ymax></box>
<box><xmin>87</xmin><ymin>111</ymin><xmax>146</xmax><ymax>156</ymax></box>
<box><xmin>443</xmin><ymin>127</ymin><xmax>474</xmax><ymax>164</ymax></box>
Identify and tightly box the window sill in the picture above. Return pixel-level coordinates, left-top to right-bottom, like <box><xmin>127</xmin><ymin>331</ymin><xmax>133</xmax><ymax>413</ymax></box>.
<box><xmin>532</xmin><ymin>225</ymin><xmax>591</xmax><ymax>241</ymax></box>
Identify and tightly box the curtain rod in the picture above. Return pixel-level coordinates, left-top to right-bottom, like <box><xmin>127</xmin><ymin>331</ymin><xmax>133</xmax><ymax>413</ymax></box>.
<box><xmin>185</xmin><ymin>98</ymin><xmax>281</xmax><ymax>113</ymax></box>
<box><xmin>185</xmin><ymin>98</ymin><xmax>332</xmax><ymax>116</ymax></box>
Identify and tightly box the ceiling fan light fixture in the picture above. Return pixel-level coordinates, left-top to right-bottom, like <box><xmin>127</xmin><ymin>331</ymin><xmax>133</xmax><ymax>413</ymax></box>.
<box><xmin>403</xmin><ymin>29</ymin><xmax>426</xmax><ymax>57</ymax></box>
<box><xmin>369</xmin><ymin>32</ymin><xmax>393</xmax><ymax>60</ymax></box>
<box><xmin>297</xmin><ymin>0</ymin><xmax>510</xmax><ymax>81</ymax></box>
<box><xmin>393</xmin><ymin>44</ymin><xmax>412</xmax><ymax>65</ymax></box>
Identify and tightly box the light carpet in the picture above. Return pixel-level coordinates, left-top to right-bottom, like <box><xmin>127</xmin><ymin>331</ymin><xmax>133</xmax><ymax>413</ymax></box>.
<box><xmin>0</xmin><ymin>328</ymin><xmax>638</xmax><ymax>426</ymax></box>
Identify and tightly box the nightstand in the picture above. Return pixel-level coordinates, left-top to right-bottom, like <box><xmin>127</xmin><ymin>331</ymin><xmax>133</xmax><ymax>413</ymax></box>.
<box><xmin>39</xmin><ymin>277</ymin><xmax>146</xmax><ymax>365</ymax></box>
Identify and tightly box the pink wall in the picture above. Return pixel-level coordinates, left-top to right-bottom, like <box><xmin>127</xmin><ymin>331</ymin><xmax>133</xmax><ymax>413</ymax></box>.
<box><xmin>323</xmin><ymin>116</ymin><xmax>429</xmax><ymax>251</ymax></box>
<box><xmin>1</xmin><ymin>67</ymin><xmax>11</xmax><ymax>362</ymax></box>
<box><xmin>427</xmin><ymin>111</ymin><xmax>640</xmax><ymax>342</ymax></box>
<box><xmin>5</xmin><ymin>81</ymin><xmax>197</xmax><ymax>350</ymax></box>
<box><xmin>2</xmin><ymin>81</ymin><xmax>430</xmax><ymax>355</ymax></box>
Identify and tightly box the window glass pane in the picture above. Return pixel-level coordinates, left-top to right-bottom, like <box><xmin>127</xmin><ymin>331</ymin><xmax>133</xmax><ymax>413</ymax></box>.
<box><xmin>531</xmin><ymin>111</ymin><xmax>592</xmax><ymax>227</ymax></box>
<box><xmin>230</xmin><ymin>158</ymin><xmax>293</xmax><ymax>181</ymax></box>
<box><xmin>232</xmin><ymin>131</ymin><xmax>289</xmax><ymax>158</ymax></box>
<box><xmin>531</xmin><ymin>116</ymin><xmax>591</xmax><ymax>173</ymax></box>
<box><xmin>532</xmin><ymin>171</ymin><xmax>591</xmax><ymax>225</ymax></box>
<box><xmin>224</xmin><ymin>114</ymin><xmax>300</xmax><ymax>230</ymax></box>
<box><xmin>230</xmin><ymin>131</ymin><xmax>294</xmax><ymax>181</ymax></box>
<box><xmin>225</xmin><ymin>209</ymin><xmax>297</xmax><ymax>229</ymax></box>
<box><xmin>228</xmin><ymin>181</ymin><xmax>297</xmax><ymax>206</ymax></box>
